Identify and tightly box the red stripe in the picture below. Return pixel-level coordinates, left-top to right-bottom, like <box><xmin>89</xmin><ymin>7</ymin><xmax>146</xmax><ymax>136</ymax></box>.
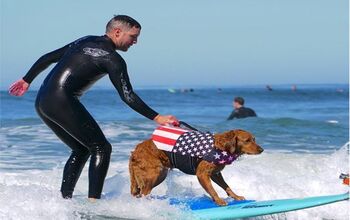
<box><xmin>152</xmin><ymin>134</ymin><xmax>177</xmax><ymax>145</ymax></box>
<box><xmin>156</xmin><ymin>126</ymin><xmax>187</xmax><ymax>134</ymax></box>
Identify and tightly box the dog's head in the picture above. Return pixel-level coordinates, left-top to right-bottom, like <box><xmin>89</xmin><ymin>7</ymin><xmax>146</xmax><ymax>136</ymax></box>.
<box><xmin>214</xmin><ymin>129</ymin><xmax>263</xmax><ymax>155</ymax></box>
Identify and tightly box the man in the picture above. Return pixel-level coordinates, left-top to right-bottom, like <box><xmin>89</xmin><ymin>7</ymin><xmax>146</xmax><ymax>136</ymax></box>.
<box><xmin>9</xmin><ymin>15</ymin><xmax>178</xmax><ymax>201</ymax></box>
<box><xmin>227</xmin><ymin>97</ymin><xmax>257</xmax><ymax>120</ymax></box>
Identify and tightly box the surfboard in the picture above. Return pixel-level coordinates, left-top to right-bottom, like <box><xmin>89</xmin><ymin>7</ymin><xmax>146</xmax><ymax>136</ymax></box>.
<box><xmin>167</xmin><ymin>192</ymin><xmax>349</xmax><ymax>219</ymax></box>
<box><xmin>167</xmin><ymin>88</ymin><xmax>176</xmax><ymax>93</ymax></box>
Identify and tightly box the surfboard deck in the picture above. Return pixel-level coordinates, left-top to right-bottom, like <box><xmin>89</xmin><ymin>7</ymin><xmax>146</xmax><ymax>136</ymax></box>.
<box><xmin>166</xmin><ymin>192</ymin><xmax>349</xmax><ymax>219</ymax></box>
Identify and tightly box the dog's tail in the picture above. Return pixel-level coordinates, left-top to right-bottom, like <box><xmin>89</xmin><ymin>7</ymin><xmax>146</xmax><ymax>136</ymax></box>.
<box><xmin>129</xmin><ymin>152</ymin><xmax>140</xmax><ymax>196</ymax></box>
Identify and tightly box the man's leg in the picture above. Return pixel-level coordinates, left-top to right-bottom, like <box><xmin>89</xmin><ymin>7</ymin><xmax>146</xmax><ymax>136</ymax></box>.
<box><xmin>36</xmin><ymin>109</ymin><xmax>90</xmax><ymax>198</ymax></box>
<box><xmin>36</xmin><ymin>95</ymin><xmax>112</xmax><ymax>199</ymax></box>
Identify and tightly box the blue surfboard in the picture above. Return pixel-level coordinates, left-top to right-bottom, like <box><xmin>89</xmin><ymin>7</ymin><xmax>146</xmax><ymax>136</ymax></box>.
<box><xmin>167</xmin><ymin>192</ymin><xmax>349</xmax><ymax>219</ymax></box>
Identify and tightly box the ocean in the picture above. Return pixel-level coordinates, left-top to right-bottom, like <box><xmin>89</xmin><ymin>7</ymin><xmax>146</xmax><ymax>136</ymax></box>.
<box><xmin>0</xmin><ymin>84</ymin><xmax>349</xmax><ymax>220</ymax></box>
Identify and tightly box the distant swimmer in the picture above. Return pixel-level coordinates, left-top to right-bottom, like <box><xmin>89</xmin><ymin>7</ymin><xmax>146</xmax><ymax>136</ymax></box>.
<box><xmin>180</xmin><ymin>88</ymin><xmax>194</xmax><ymax>93</ymax></box>
<box><xmin>8</xmin><ymin>15</ymin><xmax>179</xmax><ymax>201</ymax></box>
<box><xmin>292</xmin><ymin>85</ymin><xmax>297</xmax><ymax>92</ymax></box>
<box><xmin>266</xmin><ymin>85</ymin><xmax>273</xmax><ymax>91</ymax></box>
<box><xmin>227</xmin><ymin>97</ymin><xmax>257</xmax><ymax>120</ymax></box>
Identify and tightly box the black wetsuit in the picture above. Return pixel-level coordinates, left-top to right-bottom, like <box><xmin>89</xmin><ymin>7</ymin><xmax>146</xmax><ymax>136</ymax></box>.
<box><xmin>23</xmin><ymin>35</ymin><xmax>158</xmax><ymax>199</ymax></box>
<box><xmin>227</xmin><ymin>107</ymin><xmax>257</xmax><ymax>120</ymax></box>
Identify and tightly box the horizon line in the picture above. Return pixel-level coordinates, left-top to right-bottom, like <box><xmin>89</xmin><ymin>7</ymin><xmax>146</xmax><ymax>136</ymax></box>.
<box><xmin>0</xmin><ymin>83</ymin><xmax>348</xmax><ymax>92</ymax></box>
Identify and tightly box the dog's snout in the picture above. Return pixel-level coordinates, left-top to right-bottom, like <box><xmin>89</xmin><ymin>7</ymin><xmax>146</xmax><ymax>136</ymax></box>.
<box><xmin>258</xmin><ymin>146</ymin><xmax>264</xmax><ymax>153</ymax></box>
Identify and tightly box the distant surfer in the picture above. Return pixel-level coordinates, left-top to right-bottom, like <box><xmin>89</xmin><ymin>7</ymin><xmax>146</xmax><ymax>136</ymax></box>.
<box><xmin>266</xmin><ymin>85</ymin><xmax>273</xmax><ymax>91</ymax></box>
<box><xmin>227</xmin><ymin>97</ymin><xmax>257</xmax><ymax>120</ymax></box>
<box><xmin>8</xmin><ymin>15</ymin><xmax>179</xmax><ymax>201</ymax></box>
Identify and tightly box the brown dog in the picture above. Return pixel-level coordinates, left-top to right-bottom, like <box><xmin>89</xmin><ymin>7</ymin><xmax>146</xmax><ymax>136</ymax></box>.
<box><xmin>129</xmin><ymin>129</ymin><xmax>263</xmax><ymax>206</ymax></box>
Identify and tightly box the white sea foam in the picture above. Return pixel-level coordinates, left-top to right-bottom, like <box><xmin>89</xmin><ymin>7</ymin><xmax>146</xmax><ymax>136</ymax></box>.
<box><xmin>0</xmin><ymin>143</ymin><xmax>349</xmax><ymax>220</ymax></box>
<box><xmin>327</xmin><ymin>120</ymin><xmax>339</xmax><ymax>124</ymax></box>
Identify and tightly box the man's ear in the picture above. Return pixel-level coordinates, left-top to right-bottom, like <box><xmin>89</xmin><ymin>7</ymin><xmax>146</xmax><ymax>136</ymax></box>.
<box><xmin>114</xmin><ymin>28</ymin><xmax>122</xmax><ymax>37</ymax></box>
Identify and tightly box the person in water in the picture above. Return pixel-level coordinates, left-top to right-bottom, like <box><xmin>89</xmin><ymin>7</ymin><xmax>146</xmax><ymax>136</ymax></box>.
<box><xmin>227</xmin><ymin>97</ymin><xmax>257</xmax><ymax>120</ymax></box>
<box><xmin>8</xmin><ymin>15</ymin><xmax>179</xmax><ymax>201</ymax></box>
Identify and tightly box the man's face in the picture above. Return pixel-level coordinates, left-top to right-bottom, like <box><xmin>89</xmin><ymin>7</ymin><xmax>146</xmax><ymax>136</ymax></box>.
<box><xmin>114</xmin><ymin>26</ymin><xmax>140</xmax><ymax>51</ymax></box>
<box><xmin>233</xmin><ymin>101</ymin><xmax>241</xmax><ymax>110</ymax></box>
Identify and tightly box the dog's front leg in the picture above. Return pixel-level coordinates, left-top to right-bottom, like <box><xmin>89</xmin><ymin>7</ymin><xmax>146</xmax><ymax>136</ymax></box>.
<box><xmin>211</xmin><ymin>172</ymin><xmax>245</xmax><ymax>201</ymax></box>
<box><xmin>196</xmin><ymin>163</ymin><xmax>227</xmax><ymax>206</ymax></box>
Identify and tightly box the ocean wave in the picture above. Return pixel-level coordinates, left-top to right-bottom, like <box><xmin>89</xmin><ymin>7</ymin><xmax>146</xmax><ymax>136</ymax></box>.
<box><xmin>0</xmin><ymin>143</ymin><xmax>348</xmax><ymax>220</ymax></box>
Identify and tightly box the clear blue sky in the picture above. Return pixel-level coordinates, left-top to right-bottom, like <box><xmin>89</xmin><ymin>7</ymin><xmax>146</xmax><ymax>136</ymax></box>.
<box><xmin>1</xmin><ymin>0</ymin><xmax>348</xmax><ymax>89</ymax></box>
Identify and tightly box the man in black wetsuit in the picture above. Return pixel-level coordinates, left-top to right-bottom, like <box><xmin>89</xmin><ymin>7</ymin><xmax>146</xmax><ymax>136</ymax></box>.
<box><xmin>227</xmin><ymin>97</ymin><xmax>257</xmax><ymax>120</ymax></box>
<box><xmin>9</xmin><ymin>15</ymin><xmax>179</xmax><ymax>201</ymax></box>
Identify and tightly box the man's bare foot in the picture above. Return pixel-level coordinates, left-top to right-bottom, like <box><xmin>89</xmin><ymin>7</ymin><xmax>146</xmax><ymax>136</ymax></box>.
<box><xmin>88</xmin><ymin>198</ymin><xmax>97</xmax><ymax>203</ymax></box>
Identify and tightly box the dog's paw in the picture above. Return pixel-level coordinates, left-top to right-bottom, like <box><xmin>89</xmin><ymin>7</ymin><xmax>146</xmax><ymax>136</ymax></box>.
<box><xmin>214</xmin><ymin>198</ymin><xmax>228</xmax><ymax>206</ymax></box>
<box><xmin>233</xmin><ymin>195</ymin><xmax>246</xmax><ymax>201</ymax></box>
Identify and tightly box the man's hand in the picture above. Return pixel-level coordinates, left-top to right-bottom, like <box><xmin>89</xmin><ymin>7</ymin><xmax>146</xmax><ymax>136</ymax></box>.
<box><xmin>153</xmin><ymin>115</ymin><xmax>179</xmax><ymax>126</ymax></box>
<box><xmin>9</xmin><ymin>79</ymin><xmax>30</xmax><ymax>96</ymax></box>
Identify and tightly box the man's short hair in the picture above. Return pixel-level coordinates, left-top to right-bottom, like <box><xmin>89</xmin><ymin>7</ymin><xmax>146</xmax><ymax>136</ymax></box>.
<box><xmin>106</xmin><ymin>15</ymin><xmax>141</xmax><ymax>33</ymax></box>
<box><xmin>234</xmin><ymin>97</ymin><xmax>245</xmax><ymax>105</ymax></box>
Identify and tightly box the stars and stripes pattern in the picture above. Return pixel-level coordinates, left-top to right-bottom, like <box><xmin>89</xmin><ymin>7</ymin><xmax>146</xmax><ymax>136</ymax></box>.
<box><xmin>172</xmin><ymin>131</ymin><xmax>214</xmax><ymax>158</ymax></box>
<box><xmin>151</xmin><ymin>125</ymin><xmax>239</xmax><ymax>165</ymax></box>
<box><xmin>202</xmin><ymin>148</ymin><xmax>239</xmax><ymax>165</ymax></box>
<box><xmin>151</xmin><ymin>125</ymin><xmax>189</xmax><ymax>151</ymax></box>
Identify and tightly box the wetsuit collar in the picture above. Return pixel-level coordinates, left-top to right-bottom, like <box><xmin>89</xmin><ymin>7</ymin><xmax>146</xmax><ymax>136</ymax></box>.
<box><xmin>103</xmin><ymin>35</ymin><xmax>116</xmax><ymax>50</ymax></box>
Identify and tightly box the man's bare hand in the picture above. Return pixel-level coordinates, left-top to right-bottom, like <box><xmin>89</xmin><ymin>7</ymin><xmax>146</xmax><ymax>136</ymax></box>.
<box><xmin>9</xmin><ymin>79</ymin><xmax>29</xmax><ymax>96</ymax></box>
<box><xmin>153</xmin><ymin>115</ymin><xmax>179</xmax><ymax>126</ymax></box>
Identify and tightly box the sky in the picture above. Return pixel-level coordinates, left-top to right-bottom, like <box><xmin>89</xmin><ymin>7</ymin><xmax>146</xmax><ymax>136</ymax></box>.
<box><xmin>1</xmin><ymin>0</ymin><xmax>349</xmax><ymax>89</ymax></box>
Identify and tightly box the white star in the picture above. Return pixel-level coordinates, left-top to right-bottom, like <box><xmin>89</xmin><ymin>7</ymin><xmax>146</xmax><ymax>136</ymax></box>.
<box><xmin>222</xmin><ymin>151</ymin><xmax>228</xmax><ymax>156</ymax></box>
<box><xmin>184</xmin><ymin>145</ymin><xmax>189</xmax><ymax>149</ymax></box>
<box><xmin>209</xmin><ymin>139</ymin><xmax>214</xmax><ymax>143</ymax></box>
<box><xmin>173</xmin><ymin>149</ymin><xmax>177</xmax><ymax>153</ymax></box>
<box><xmin>200</xmin><ymin>137</ymin><xmax>205</xmax><ymax>140</ymax></box>
<box><xmin>179</xmin><ymin>147</ymin><xmax>183</xmax><ymax>151</ymax></box>
<box><xmin>191</xmin><ymin>154</ymin><xmax>194</xmax><ymax>157</ymax></box>
<box><xmin>205</xmin><ymin>144</ymin><xmax>210</xmax><ymax>148</ymax></box>
<box><xmin>185</xmin><ymin>136</ymin><xmax>190</xmax><ymax>139</ymax></box>
<box><xmin>203</xmin><ymin>140</ymin><xmax>207</xmax><ymax>144</ymax></box>
<box><xmin>196</xmin><ymin>152</ymin><xmax>200</xmax><ymax>155</ymax></box>
<box><xmin>190</xmin><ymin>143</ymin><xmax>195</xmax><ymax>147</ymax></box>
<box><xmin>194</xmin><ymin>138</ymin><xmax>198</xmax><ymax>141</ymax></box>
<box><xmin>187</xmin><ymin>149</ymin><xmax>192</xmax><ymax>153</ymax></box>
<box><xmin>179</xmin><ymin>137</ymin><xmax>183</xmax><ymax>141</ymax></box>
<box><xmin>202</xmin><ymin>150</ymin><xmax>206</xmax><ymax>154</ymax></box>
<box><xmin>199</xmin><ymin>146</ymin><xmax>203</xmax><ymax>150</ymax></box>
<box><xmin>193</xmin><ymin>147</ymin><xmax>198</xmax><ymax>152</ymax></box>
<box><xmin>196</xmin><ymin>141</ymin><xmax>201</xmax><ymax>145</ymax></box>
<box><xmin>214</xmin><ymin>153</ymin><xmax>221</xmax><ymax>159</ymax></box>
<box><xmin>175</xmin><ymin>143</ymin><xmax>180</xmax><ymax>147</ymax></box>
<box><xmin>181</xmin><ymin>141</ymin><xmax>186</xmax><ymax>145</ymax></box>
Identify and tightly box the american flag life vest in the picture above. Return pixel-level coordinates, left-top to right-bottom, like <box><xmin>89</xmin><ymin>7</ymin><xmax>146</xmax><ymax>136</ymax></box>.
<box><xmin>151</xmin><ymin>126</ymin><xmax>239</xmax><ymax>165</ymax></box>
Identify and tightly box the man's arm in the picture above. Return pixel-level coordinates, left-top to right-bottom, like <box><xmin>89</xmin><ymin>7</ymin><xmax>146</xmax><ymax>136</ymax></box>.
<box><xmin>106</xmin><ymin>56</ymin><xmax>165</xmax><ymax>121</ymax></box>
<box><xmin>9</xmin><ymin>43</ymin><xmax>71</xmax><ymax>96</ymax></box>
<box><xmin>227</xmin><ymin>110</ymin><xmax>237</xmax><ymax>120</ymax></box>
<box><xmin>22</xmin><ymin>44</ymin><xmax>71</xmax><ymax>83</ymax></box>
<box><xmin>251</xmin><ymin>109</ymin><xmax>257</xmax><ymax>117</ymax></box>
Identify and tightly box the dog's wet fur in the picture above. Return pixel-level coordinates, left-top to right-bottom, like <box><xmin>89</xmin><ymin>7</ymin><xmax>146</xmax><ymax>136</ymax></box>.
<box><xmin>129</xmin><ymin>129</ymin><xmax>263</xmax><ymax>206</ymax></box>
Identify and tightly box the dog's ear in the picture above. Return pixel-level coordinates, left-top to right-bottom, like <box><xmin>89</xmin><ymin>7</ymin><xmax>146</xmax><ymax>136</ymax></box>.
<box><xmin>214</xmin><ymin>130</ymin><xmax>238</xmax><ymax>154</ymax></box>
